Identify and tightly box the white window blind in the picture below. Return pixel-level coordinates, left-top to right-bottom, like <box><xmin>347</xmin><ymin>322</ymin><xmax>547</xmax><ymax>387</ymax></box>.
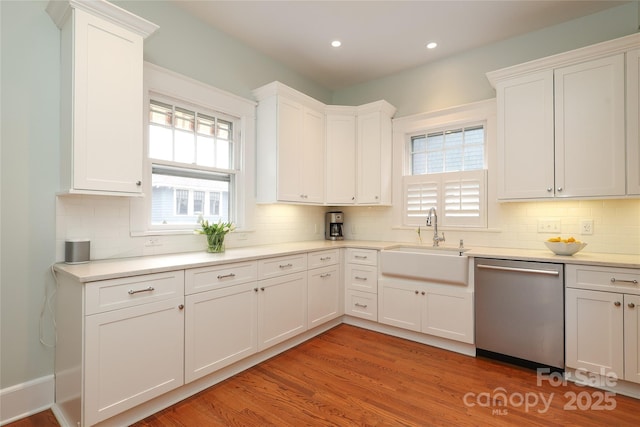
<box><xmin>403</xmin><ymin>170</ymin><xmax>486</xmax><ymax>228</ymax></box>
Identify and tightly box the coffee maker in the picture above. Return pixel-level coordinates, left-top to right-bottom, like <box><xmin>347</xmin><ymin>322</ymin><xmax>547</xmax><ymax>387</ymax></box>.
<box><xmin>325</xmin><ymin>211</ymin><xmax>344</xmax><ymax>240</ymax></box>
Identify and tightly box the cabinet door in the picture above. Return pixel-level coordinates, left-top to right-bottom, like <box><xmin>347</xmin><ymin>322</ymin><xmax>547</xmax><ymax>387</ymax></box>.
<box><xmin>565</xmin><ymin>288</ymin><xmax>624</xmax><ymax>376</ymax></box>
<box><xmin>357</xmin><ymin>111</ymin><xmax>384</xmax><ymax>204</ymax></box>
<box><xmin>421</xmin><ymin>288</ymin><xmax>474</xmax><ymax>344</ymax></box>
<box><xmin>84</xmin><ymin>297</ymin><xmax>184</xmax><ymax>426</ymax></box>
<box><xmin>72</xmin><ymin>9</ymin><xmax>143</xmax><ymax>194</ymax></box>
<box><xmin>627</xmin><ymin>48</ymin><xmax>640</xmax><ymax>195</ymax></box>
<box><xmin>276</xmin><ymin>97</ymin><xmax>304</xmax><ymax>202</ymax></box>
<box><xmin>308</xmin><ymin>265</ymin><xmax>341</xmax><ymax>328</ymax></box>
<box><xmin>554</xmin><ymin>54</ymin><xmax>626</xmax><ymax>198</ymax></box>
<box><xmin>301</xmin><ymin>107</ymin><xmax>325</xmax><ymax>203</ymax></box>
<box><xmin>496</xmin><ymin>70</ymin><xmax>555</xmax><ymax>199</ymax></box>
<box><xmin>184</xmin><ymin>282</ymin><xmax>258</xmax><ymax>383</ymax></box>
<box><xmin>378</xmin><ymin>279</ymin><xmax>421</xmax><ymax>332</ymax></box>
<box><xmin>325</xmin><ymin>113</ymin><xmax>357</xmax><ymax>204</ymax></box>
<box><xmin>257</xmin><ymin>272</ymin><xmax>307</xmax><ymax>351</ymax></box>
<box><xmin>624</xmin><ymin>294</ymin><xmax>640</xmax><ymax>384</ymax></box>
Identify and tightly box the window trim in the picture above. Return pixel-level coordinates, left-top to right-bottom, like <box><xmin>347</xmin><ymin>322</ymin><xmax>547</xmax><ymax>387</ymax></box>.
<box><xmin>391</xmin><ymin>99</ymin><xmax>498</xmax><ymax>231</ymax></box>
<box><xmin>130</xmin><ymin>62</ymin><xmax>257</xmax><ymax>236</ymax></box>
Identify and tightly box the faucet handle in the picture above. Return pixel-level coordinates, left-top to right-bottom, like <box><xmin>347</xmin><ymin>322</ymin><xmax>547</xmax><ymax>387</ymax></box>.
<box><xmin>441</xmin><ymin>232</ymin><xmax>445</xmax><ymax>242</ymax></box>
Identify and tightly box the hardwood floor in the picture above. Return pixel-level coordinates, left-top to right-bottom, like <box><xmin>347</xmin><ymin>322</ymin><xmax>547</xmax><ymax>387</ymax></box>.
<box><xmin>9</xmin><ymin>324</ymin><xmax>640</xmax><ymax>426</ymax></box>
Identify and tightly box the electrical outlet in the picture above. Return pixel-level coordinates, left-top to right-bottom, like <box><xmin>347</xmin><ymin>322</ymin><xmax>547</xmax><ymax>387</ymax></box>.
<box><xmin>537</xmin><ymin>220</ymin><xmax>561</xmax><ymax>233</ymax></box>
<box><xmin>580</xmin><ymin>219</ymin><xmax>594</xmax><ymax>235</ymax></box>
<box><xmin>144</xmin><ymin>237</ymin><xmax>162</xmax><ymax>247</ymax></box>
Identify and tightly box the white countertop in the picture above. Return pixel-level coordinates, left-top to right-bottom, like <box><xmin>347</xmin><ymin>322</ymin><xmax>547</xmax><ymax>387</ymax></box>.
<box><xmin>54</xmin><ymin>240</ymin><xmax>640</xmax><ymax>282</ymax></box>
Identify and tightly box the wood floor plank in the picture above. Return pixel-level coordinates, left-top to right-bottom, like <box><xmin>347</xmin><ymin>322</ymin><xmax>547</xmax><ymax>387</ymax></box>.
<box><xmin>10</xmin><ymin>324</ymin><xmax>640</xmax><ymax>426</ymax></box>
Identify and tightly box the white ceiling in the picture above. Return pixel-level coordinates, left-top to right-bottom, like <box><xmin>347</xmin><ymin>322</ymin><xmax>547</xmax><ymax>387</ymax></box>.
<box><xmin>173</xmin><ymin>0</ymin><xmax>627</xmax><ymax>90</ymax></box>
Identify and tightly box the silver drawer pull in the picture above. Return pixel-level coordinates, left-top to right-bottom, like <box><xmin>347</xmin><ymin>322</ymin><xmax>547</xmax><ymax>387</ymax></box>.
<box><xmin>128</xmin><ymin>286</ymin><xmax>154</xmax><ymax>295</ymax></box>
<box><xmin>354</xmin><ymin>255</ymin><xmax>368</xmax><ymax>259</ymax></box>
<box><xmin>279</xmin><ymin>263</ymin><xmax>293</xmax><ymax>269</ymax></box>
<box><xmin>355</xmin><ymin>303</ymin><xmax>368</xmax><ymax>308</ymax></box>
<box><xmin>354</xmin><ymin>276</ymin><xmax>368</xmax><ymax>281</ymax></box>
<box><xmin>320</xmin><ymin>257</ymin><xmax>332</xmax><ymax>261</ymax></box>
<box><xmin>320</xmin><ymin>273</ymin><xmax>331</xmax><ymax>278</ymax></box>
<box><xmin>611</xmin><ymin>278</ymin><xmax>638</xmax><ymax>284</ymax></box>
<box><xmin>217</xmin><ymin>273</ymin><xmax>236</xmax><ymax>279</ymax></box>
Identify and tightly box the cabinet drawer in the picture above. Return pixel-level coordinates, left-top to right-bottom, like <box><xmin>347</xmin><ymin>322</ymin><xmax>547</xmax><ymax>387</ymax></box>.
<box><xmin>308</xmin><ymin>249</ymin><xmax>339</xmax><ymax>269</ymax></box>
<box><xmin>345</xmin><ymin>289</ymin><xmax>377</xmax><ymax>321</ymax></box>
<box><xmin>346</xmin><ymin>248</ymin><xmax>377</xmax><ymax>266</ymax></box>
<box><xmin>566</xmin><ymin>264</ymin><xmax>640</xmax><ymax>295</ymax></box>
<box><xmin>185</xmin><ymin>261</ymin><xmax>258</xmax><ymax>295</ymax></box>
<box><xmin>345</xmin><ymin>264</ymin><xmax>377</xmax><ymax>293</ymax></box>
<box><xmin>258</xmin><ymin>253</ymin><xmax>307</xmax><ymax>280</ymax></box>
<box><xmin>85</xmin><ymin>270</ymin><xmax>184</xmax><ymax>315</ymax></box>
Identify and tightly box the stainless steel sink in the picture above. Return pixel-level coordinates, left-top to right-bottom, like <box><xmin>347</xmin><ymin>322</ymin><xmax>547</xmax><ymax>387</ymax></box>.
<box><xmin>380</xmin><ymin>245</ymin><xmax>469</xmax><ymax>285</ymax></box>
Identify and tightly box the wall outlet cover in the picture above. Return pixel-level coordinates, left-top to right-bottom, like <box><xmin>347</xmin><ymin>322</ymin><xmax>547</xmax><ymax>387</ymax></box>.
<box><xmin>580</xmin><ymin>219</ymin><xmax>594</xmax><ymax>235</ymax></box>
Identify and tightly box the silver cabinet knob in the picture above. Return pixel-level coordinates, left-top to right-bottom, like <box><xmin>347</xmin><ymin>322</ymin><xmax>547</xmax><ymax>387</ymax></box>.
<box><xmin>557</xmin><ymin>187</ymin><xmax>563</xmax><ymax>192</ymax></box>
<box><xmin>136</xmin><ymin>180</ymin><xmax>142</xmax><ymax>186</ymax></box>
<box><xmin>547</xmin><ymin>187</ymin><xmax>553</xmax><ymax>192</ymax></box>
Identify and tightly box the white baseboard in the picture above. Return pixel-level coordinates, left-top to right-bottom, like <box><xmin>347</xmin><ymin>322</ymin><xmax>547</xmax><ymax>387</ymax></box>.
<box><xmin>0</xmin><ymin>375</ymin><xmax>54</xmax><ymax>426</ymax></box>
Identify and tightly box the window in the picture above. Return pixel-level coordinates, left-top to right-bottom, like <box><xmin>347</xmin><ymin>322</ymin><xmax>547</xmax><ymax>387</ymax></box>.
<box><xmin>131</xmin><ymin>63</ymin><xmax>256</xmax><ymax>236</ymax></box>
<box><xmin>148</xmin><ymin>98</ymin><xmax>237</xmax><ymax>227</ymax></box>
<box><xmin>411</xmin><ymin>126</ymin><xmax>484</xmax><ymax>174</ymax></box>
<box><xmin>209</xmin><ymin>192</ymin><xmax>221</xmax><ymax>216</ymax></box>
<box><xmin>404</xmin><ymin>123</ymin><xmax>487</xmax><ymax>228</ymax></box>
<box><xmin>175</xmin><ymin>189</ymin><xmax>188</xmax><ymax>215</ymax></box>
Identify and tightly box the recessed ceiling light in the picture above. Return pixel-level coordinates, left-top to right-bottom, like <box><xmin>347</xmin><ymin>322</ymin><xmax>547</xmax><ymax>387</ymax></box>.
<box><xmin>426</xmin><ymin>42</ymin><xmax>438</xmax><ymax>49</ymax></box>
<box><xmin>331</xmin><ymin>40</ymin><xmax>342</xmax><ymax>48</ymax></box>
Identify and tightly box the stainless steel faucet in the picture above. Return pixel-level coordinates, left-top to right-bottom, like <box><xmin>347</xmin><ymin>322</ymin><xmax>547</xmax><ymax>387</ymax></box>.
<box><xmin>426</xmin><ymin>207</ymin><xmax>445</xmax><ymax>247</ymax></box>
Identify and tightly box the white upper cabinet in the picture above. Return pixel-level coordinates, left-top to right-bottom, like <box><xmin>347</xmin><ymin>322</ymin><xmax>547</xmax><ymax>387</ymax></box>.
<box><xmin>325</xmin><ymin>107</ymin><xmax>357</xmax><ymax>204</ymax></box>
<box><xmin>627</xmin><ymin>48</ymin><xmax>640</xmax><ymax>195</ymax></box>
<box><xmin>356</xmin><ymin>102</ymin><xmax>395</xmax><ymax>205</ymax></box>
<box><xmin>554</xmin><ymin>54</ymin><xmax>625</xmax><ymax>198</ymax></box>
<box><xmin>496</xmin><ymin>71</ymin><xmax>555</xmax><ymax>199</ymax></box>
<box><xmin>488</xmin><ymin>33</ymin><xmax>640</xmax><ymax>201</ymax></box>
<box><xmin>254</xmin><ymin>82</ymin><xmax>325</xmax><ymax>204</ymax></box>
<box><xmin>324</xmin><ymin>102</ymin><xmax>396</xmax><ymax>205</ymax></box>
<box><xmin>255</xmin><ymin>82</ymin><xmax>395</xmax><ymax>205</ymax></box>
<box><xmin>47</xmin><ymin>0</ymin><xmax>158</xmax><ymax>196</ymax></box>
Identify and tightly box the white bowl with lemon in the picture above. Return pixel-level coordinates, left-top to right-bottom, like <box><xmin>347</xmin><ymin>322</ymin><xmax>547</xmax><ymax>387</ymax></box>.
<box><xmin>544</xmin><ymin>237</ymin><xmax>587</xmax><ymax>256</ymax></box>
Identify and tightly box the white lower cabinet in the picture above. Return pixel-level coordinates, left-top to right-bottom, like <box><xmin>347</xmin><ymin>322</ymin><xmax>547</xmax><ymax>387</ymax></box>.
<box><xmin>85</xmin><ymin>298</ymin><xmax>184</xmax><ymax>426</ymax></box>
<box><xmin>55</xmin><ymin>270</ymin><xmax>185</xmax><ymax>427</ymax></box>
<box><xmin>379</xmin><ymin>278</ymin><xmax>474</xmax><ymax>344</ymax></box>
<box><xmin>257</xmin><ymin>271</ymin><xmax>308</xmax><ymax>351</ymax></box>
<box><xmin>184</xmin><ymin>282</ymin><xmax>258</xmax><ymax>383</ymax></box>
<box><xmin>565</xmin><ymin>264</ymin><xmax>640</xmax><ymax>385</ymax></box>
<box><xmin>344</xmin><ymin>248</ymin><xmax>379</xmax><ymax>320</ymax></box>
<box><xmin>307</xmin><ymin>250</ymin><xmax>342</xmax><ymax>328</ymax></box>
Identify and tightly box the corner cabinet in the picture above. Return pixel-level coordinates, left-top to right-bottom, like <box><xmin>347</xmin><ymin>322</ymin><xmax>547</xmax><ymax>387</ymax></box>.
<box><xmin>254</xmin><ymin>82</ymin><xmax>325</xmax><ymax>204</ymax></box>
<box><xmin>489</xmin><ymin>34</ymin><xmax>640</xmax><ymax>201</ymax></box>
<box><xmin>47</xmin><ymin>0</ymin><xmax>158</xmax><ymax>196</ymax></box>
<box><xmin>254</xmin><ymin>81</ymin><xmax>395</xmax><ymax>205</ymax></box>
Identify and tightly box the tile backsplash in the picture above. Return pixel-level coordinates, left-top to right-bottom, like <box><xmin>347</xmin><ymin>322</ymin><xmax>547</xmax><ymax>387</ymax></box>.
<box><xmin>56</xmin><ymin>196</ymin><xmax>639</xmax><ymax>261</ymax></box>
<box><xmin>56</xmin><ymin>196</ymin><xmax>326</xmax><ymax>261</ymax></box>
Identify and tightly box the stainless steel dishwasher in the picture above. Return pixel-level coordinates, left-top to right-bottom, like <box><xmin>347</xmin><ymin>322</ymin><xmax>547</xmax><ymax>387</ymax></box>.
<box><xmin>475</xmin><ymin>258</ymin><xmax>564</xmax><ymax>370</ymax></box>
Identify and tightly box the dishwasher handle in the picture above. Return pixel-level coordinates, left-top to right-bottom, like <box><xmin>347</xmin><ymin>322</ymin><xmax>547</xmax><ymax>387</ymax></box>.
<box><xmin>477</xmin><ymin>264</ymin><xmax>560</xmax><ymax>276</ymax></box>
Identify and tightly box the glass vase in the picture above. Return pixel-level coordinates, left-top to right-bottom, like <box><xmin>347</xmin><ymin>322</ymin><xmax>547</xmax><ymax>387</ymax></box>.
<box><xmin>206</xmin><ymin>233</ymin><xmax>225</xmax><ymax>253</ymax></box>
